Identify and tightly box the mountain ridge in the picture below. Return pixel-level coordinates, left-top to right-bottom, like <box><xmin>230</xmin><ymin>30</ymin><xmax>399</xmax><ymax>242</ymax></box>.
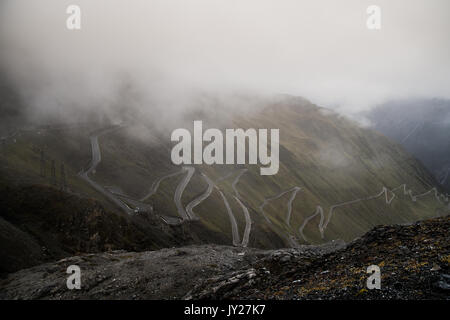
<box><xmin>1</xmin><ymin>95</ymin><xmax>448</xmax><ymax>254</ymax></box>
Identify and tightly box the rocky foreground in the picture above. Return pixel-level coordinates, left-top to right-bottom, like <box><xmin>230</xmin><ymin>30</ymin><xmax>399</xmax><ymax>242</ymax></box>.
<box><xmin>1</xmin><ymin>216</ymin><xmax>449</xmax><ymax>300</ymax></box>
<box><xmin>188</xmin><ymin>216</ymin><xmax>450</xmax><ymax>300</ymax></box>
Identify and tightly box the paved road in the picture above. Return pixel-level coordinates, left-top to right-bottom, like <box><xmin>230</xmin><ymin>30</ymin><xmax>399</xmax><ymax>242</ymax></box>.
<box><xmin>259</xmin><ymin>187</ymin><xmax>301</xmax><ymax>224</ymax></box>
<box><xmin>111</xmin><ymin>191</ymin><xmax>154</xmax><ymax>212</ymax></box>
<box><xmin>183</xmin><ymin>168</ymin><xmax>253</xmax><ymax>246</ymax></box>
<box><xmin>299</xmin><ymin>183</ymin><xmax>449</xmax><ymax>242</ymax></box>
<box><xmin>174</xmin><ymin>167</ymin><xmax>195</xmax><ymax>220</ymax></box>
<box><xmin>230</xmin><ymin>169</ymin><xmax>254</xmax><ymax>247</ymax></box>
<box><xmin>401</xmin><ymin>122</ymin><xmax>423</xmax><ymax>143</ymax></box>
<box><xmin>159</xmin><ymin>215</ymin><xmax>183</xmax><ymax>225</ymax></box>
<box><xmin>79</xmin><ymin>126</ymin><xmax>133</xmax><ymax>215</ymax></box>
<box><xmin>213</xmin><ymin>169</ymin><xmax>251</xmax><ymax>247</ymax></box>
<box><xmin>234</xmin><ymin>196</ymin><xmax>251</xmax><ymax>247</ymax></box>
<box><xmin>298</xmin><ymin>206</ymin><xmax>324</xmax><ymax>242</ymax></box>
<box><xmin>186</xmin><ymin>173</ymin><xmax>214</xmax><ymax>220</ymax></box>
<box><xmin>78</xmin><ymin>127</ymin><xmax>449</xmax><ymax>245</ymax></box>
<box><xmin>218</xmin><ymin>189</ymin><xmax>241</xmax><ymax>246</ymax></box>
<box><xmin>140</xmin><ymin>169</ymin><xmax>185</xmax><ymax>202</ymax></box>
<box><xmin>286</xmin><ymin>187</ymin><xmax>301</xmax><ymax>227</ymax></box>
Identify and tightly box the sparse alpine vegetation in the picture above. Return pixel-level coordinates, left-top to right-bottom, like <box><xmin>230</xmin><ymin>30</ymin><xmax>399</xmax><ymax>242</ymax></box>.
<box><xmin>1</xmin><ymin>95</ymin><xmax>449</xmax><ymax>253</ymax></box>
<box><xmin>187</xmin><ymin>216</ymin><xmax>450</xmax><ymax>300</ymax></box>
<box><xmin>1</xmin><ymin>216</ymin><xmax>448</xmax><ymax>300</ymax></box>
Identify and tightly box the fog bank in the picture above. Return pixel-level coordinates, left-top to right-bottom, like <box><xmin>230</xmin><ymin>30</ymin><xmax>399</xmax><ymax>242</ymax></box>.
<box><xmin>1</xmin><ymin>0</ymin><xmax>449</xmax><ymax>120</ymax></box>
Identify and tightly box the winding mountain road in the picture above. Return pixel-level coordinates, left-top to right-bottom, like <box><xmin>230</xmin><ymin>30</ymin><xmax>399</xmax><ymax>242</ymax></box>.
<box><xmin>111</xmin><ymin>192</ymin><xmax>154</xmax><ymax>213</ymax></box>
<box><xmin>140</xmin><ymin>169</ymin><xmax>186</xmax><ymax>202</ymax></box>
<box><xmin>298</xmin><ymin>183</ymin><xmax>449</xmax><ymax>242</ymax></box>
<box><xmin>259</xmin><ymin>187</ymin><xmax>301</xmax><ymax>225</ymax></box>
<box><xmin>230</xmin><ymin>169</ymin><xmax>253</xmax><ymax>247</ymax></box>
<box><xmin>401</xmin><ymin>121</ymin><xmax>423</xmax><ymax>143</ymax></box>
<box><xmin>174</xmin><ymin>167</ymin><xmax>195</xmax><ymax>220</ymax></box>
<box><xmin>78</xmin><ymin>127</ymin><xmax>449</xmax><ymax>246</ymax></box>
<box><xmin>79</xmin><ymin>126</ymin><xmax>133</xmax><ymax>215</ymax></box>
<box><xmin>234</xmin><ymin>196</ymin><xmax>251</xmax><ymax>247</ymax></box>
<box><xmin>286</xmin><ymin>187</ymin><xmax>302</xmax><ymax>226</ymax></box>
<box><xmin>185</xmin><ymin>173</ymin><xmax>214</xmax><ymax>220</ymax></box>
<box><xmin>201</xmin><ymin>168</ymin><xmax>252</xmax><ymax>247</ymax></box>
<box><xmin>298</xmin><ymin>206</ymin><xmax>324</xmax><ymax>242</ymax></box>
<box><xmin>218</xmin><ymin>189</ymin><xmax>241</xmax><ymax>246</ymax></box>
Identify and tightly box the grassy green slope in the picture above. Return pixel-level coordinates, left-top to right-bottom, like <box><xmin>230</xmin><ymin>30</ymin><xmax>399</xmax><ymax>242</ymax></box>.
<box><xmin>1</xmin><ymin>96</ymin><xmax>448</xmax><ymax>250</ymax></box>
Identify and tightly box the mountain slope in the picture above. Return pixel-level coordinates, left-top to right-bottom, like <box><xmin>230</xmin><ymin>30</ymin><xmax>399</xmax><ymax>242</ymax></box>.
<box><xmin>188</xmin><ymin>215</ymin><xmax>450</xmax><ymax>300</ymax></box>
<box><xmin>366</xmin><ymin>98</ymin><xmax>450</xmax><ymax>191</ymax></box>
<box><xmin>1</xmin><ymin>216</ymin><xmax>448</xmax><ymax>300</ymax></box>
<box><xmin>1</xmin><ymin>95</ymin><xmax>448</xmax><ymax>252</ymax></box>
<box><xmin>0</xmin><ymin>183</ymin><xmax>227</xmax><ymax>275</ymax></box>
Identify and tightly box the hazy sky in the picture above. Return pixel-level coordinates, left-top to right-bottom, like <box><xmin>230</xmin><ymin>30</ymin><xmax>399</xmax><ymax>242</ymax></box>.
<box><xmin>1</xmin><ymin>0</ymin><xmax>449</xmax><ymax>116</ymax></box>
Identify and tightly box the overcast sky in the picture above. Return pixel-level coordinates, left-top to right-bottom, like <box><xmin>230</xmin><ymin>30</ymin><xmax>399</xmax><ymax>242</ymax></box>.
<box><xmin>1</xmin><ymin>0</ymin><xmax>449</xmax><ymax>116</ymax></box>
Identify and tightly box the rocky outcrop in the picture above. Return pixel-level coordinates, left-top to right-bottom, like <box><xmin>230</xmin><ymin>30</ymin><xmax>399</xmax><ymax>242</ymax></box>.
<box><xmin>1</xmin><ymin>216</ymin><xmax>448</xmax><ymax>300</ymax></box>
<box><xmin>189</xmin><ymin>216</ymin><xmax>450</xmax><ymax>300</ymax></box>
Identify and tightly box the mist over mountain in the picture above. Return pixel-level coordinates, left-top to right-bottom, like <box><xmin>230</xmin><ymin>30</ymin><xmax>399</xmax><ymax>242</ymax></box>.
<box><xmin>1</xmin><ymin>1</ymin><xmax>449</xmax><ymax>301</ymax></box>
<box><xmin>366</xmin><ymin>98</ymin><xmax>450</xmax><ymax>191</ymax></box>
<box><xmin>1</xmin><ymin>93</ymin><xmax>448</xmax><ymax>272</ymax></box>
<box><xmin>1</xmin><ymin>0</ymin><xmax>450</xmax><ymax>119</ymax></box>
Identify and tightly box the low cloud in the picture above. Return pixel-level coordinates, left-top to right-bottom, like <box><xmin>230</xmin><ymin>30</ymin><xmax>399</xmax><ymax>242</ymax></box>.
<box><xmin>1</xmin><ymin>0</ymin><xmax>449</xmax><ymax>122</ymax></box>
